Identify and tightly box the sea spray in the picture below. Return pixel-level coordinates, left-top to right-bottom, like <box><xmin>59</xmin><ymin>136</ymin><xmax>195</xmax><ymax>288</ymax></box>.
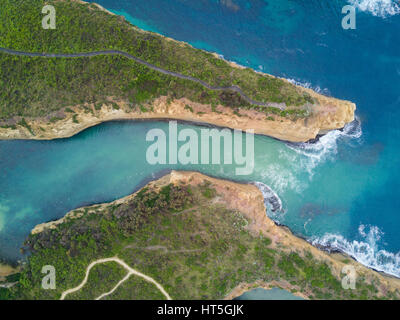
<box><xmin>348</xmin><ymin>0</ymin><xmax>400</xmax><ymax>17</ymax></box>
<box><xmin>285</xmin><ymin>117</ymin><xmax>362</xmax><ymax>175</ymax></box>
<box><xmin>283</xmin><ymin>77</ymin><xmax>362</xmax><ymax>177</ymax></box>
<box><xmin>287</xmin><ymin>78</ymin><xmax>331</xmax><ymax>96</ymax></box>
<box><xmin>312</xmin><ymin>224</ymin><xmax>400</xmax><ymax>278</ymax></box>
<box><xmin>252</xmin><ymin>182</ymin><xmax>284</xmax><ymax>220</ymax></box>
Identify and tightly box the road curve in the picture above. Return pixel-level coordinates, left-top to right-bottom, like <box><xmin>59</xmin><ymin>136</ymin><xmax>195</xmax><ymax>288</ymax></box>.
<box><xmin>0</xmin><ymin>47</ymin><xmax>285</xmax><ymax>110</ymax></box>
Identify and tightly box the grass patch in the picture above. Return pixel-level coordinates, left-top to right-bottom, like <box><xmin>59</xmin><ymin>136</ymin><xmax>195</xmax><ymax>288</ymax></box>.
<box><xmin>0</xmin><ymin>0</ymin><xmax>314</xmax><ymax>121</ymax></box>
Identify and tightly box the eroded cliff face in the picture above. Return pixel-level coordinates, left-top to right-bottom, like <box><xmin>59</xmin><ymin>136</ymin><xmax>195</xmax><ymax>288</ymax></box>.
<box><xmin>0</xmin><ymin>90</ymin><xmax>355</xmax><ymax>142</ymax></box>
<box><xmin>168</xmin><ymin>171</ymin><xmax>400</xmax><ymax>299</ymax></box>
<box><xmin>31</xmin><ymin>170</ymin><xmax>400</xmax><ymax>299</ymax></box>
<box><xmin>303</xmin><ymin>86</ymin><xmax>356</xmax><ymax>135</ymax></box>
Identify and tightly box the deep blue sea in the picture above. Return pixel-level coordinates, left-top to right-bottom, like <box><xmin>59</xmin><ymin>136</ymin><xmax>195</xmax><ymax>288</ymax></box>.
<box><xmin>1</xmin><ymin>0</ymin><xmax>400</xmax><ymax>278</ymax></box>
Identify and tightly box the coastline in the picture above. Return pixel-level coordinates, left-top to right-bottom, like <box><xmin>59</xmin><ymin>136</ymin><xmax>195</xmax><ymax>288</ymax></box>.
<box><xmin>0</xmin><ymin>93</ymin><xmax>355</xmax><ymax>143</ymax></box>
<box><xmin>0</xmin><ymin>263</ymin><xmax>18</xmax><ymax>281</ymax></box>
<box><xmin>0</xmin><ymin>0</ymin><xmax>357</xmax><ymax>285</ymax></box>
<box><xmin>30</xmin><ymin>171</ymin><xmax>400</xmax><ymax>298</ymax></box>
<box><xmin>0</xmin><ymin>0</ymin><xmax>355</xmax><ymax>143</ymax></box>
<box><xmin>1</xmin><ymin>0</ymin><xmax>398</xmax><ymax>301</ymax></box>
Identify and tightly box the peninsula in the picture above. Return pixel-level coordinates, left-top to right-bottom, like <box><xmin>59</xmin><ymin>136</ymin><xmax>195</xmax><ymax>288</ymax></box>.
<box><xmin>5</xmin><ymin>171</ymin><xmax>400</xmax><ymax>300</ymax></box>
<box><xmin>0</xmin><ymin>0</ymin><xmax>355</xmax><ymax>142</ymax></box>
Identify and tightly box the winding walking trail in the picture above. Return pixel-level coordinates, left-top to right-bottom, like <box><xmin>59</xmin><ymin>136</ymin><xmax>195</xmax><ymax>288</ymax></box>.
<box><xmin>0</xmin><ymin>47</ymin><xmax>285</xmax><ymax>110</ymax></box>
<box><xmin>60</xmin><ymin>257</ymin><xmax>172</xmax><ymax>300</ymax></box>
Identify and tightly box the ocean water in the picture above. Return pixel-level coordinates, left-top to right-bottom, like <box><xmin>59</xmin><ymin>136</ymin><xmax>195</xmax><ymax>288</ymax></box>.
<box><xmin>1</xmin><ymin>0</ymin><xmax>400</xmax><ymax>279</ymax></box>
<box><xmin>82</xmin><ymin>0</ymin><xmax>400</xmax><ymax>277</ymax></box>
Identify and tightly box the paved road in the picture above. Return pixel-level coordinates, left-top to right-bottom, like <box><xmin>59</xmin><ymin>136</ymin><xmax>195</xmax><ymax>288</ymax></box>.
<box><xmin>0</xmin><ymin>47</ymin><xmax>284</xmax><ymax>110</ymax></box>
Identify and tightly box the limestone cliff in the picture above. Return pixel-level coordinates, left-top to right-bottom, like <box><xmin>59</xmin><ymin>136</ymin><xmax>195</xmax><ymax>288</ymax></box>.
<box><xmin>0</xmin><ymin>91</ymin><xmax>355</xmax><ymax>143</ymax></box>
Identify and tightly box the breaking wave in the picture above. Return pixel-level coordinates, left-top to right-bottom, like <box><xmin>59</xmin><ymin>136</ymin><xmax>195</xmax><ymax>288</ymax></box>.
<box><xmin>286</xmin><ymin>78</ymin><xmax>331</xmax><ymax>96</ymax></box>
<box><xmin>253</xmin><ymin>182</ymin><xmax>284</xmax><ymax>220</ymax></box>
<box><xmin>348</xmin><ymin>0</ymin><xmax>400</xmax><ymax>17</ymax></box>
<box><xmin>285</xmin><ymin>117</ymin><xmax>362</xmax><ymax>174</ymax></box>
<box><xmin>312</xmin><ymin>225</ymin><xmax>400</xmax><ymax>278</ymax></box>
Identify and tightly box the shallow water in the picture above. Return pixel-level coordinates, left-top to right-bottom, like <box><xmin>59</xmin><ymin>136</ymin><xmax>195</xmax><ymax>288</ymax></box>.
<box><xmin>1</xmin><ymin>0</ymin><xmax>400</xmax><ymax>278</ymax></box>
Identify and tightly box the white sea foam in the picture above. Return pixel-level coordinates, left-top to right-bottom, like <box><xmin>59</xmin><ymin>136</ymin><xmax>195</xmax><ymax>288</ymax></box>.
<box><xmin>348</xmin><ymin>0</ymin><xmax>400</xmax><ymax>17</ymax></box>
<box><xmin>312</xmin><ymin>225</ymin><xmax>400</xmax><ymax>278</ymax></box>
<box><xmin>287</xmin><ymin>78</ymin><xmax>331</xmax><ymax>96</ymax></box>
<box><xmin>285</xmin><ymin>117</ymin><xmax>362</xmax><ymax>175</ymax></box>
<box><xmin>253</xmin><ymin>181</ymin><xmax>284</xmax><ymax>220</ymax></box>
<box><xmin>303</xmin><ymin>218</ymin><xmax>312</xmax><ymax>233</ymax></box>
<box><xmin>260</xmin><ymin>163</ymin><xmax>304</xmax><ymax>194</ymax></box>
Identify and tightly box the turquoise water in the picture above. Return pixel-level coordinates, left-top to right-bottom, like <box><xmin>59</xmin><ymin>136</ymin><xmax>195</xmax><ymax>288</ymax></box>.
<box><xmin>0</xmin><ymin>120</ymin><xmax>359</xmax><ymax>262</ymax></box>
<box><xmin>86</xmin><ymin>0</ymin><xmax>399</xmax><ymax>277</ymax></box>
<box><xmin>234</xmin><ymin>287</ymin><xmax>304</xmax><ymax>300</ymax></box>
<box><xmin>1</xmin><ymin>0</ymin><xmax>400</xmax><ymax>279</ymax></box>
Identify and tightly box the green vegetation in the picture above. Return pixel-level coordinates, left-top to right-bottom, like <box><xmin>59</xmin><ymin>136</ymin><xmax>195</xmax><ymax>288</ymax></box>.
<box><xmin>72</xmin><ymin>114</ymin><xmax>79</xmax><ymax>124</ymax></box>
<box><xmin>104</xmin><ymin>275</ymin><xmax>167</xmax><ymax>300</ymax></box>
<box><xmin>17</xmin><ymin>118</ymin><xmax>34</xmax><ymax>135</ymax></box>
<box><xmin>4</xmin><ymin>273</ymin><xmax>21</xmax><ymax>283</ymax></box>
<box><xmin>3</xmin><ymin>180</ymin><xmax>395</xmax><ymax>300</ymax></box>
<box><xmin>0</xmin><ymin>0</ymin><xmax>313</xmax><ymax>122</ymax></box>
<box><xmin>65</xmin><ymin>262</ymin><xmax>127</xmax><ymax>300</ymax></box>
<box><xmin>0</xmin><ymin>272</ymin><xmax>20</xmax><ymax>300</ymax></box>
<box><xmin>0</xmin><ymin>288</ymin><xmax>12</xmax><ymax>300</ymax></box>
<box><xmin>184</xmin><ymin>104</ymin><xmax>194</xmax><ymax>113</ymax></box>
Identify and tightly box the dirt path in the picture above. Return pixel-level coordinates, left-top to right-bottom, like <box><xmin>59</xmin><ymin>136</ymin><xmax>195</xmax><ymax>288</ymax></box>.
<box><xmin>60</xmin><ymin>257</ymin><xmax>172</xmax><ymax>300</ymax></box>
